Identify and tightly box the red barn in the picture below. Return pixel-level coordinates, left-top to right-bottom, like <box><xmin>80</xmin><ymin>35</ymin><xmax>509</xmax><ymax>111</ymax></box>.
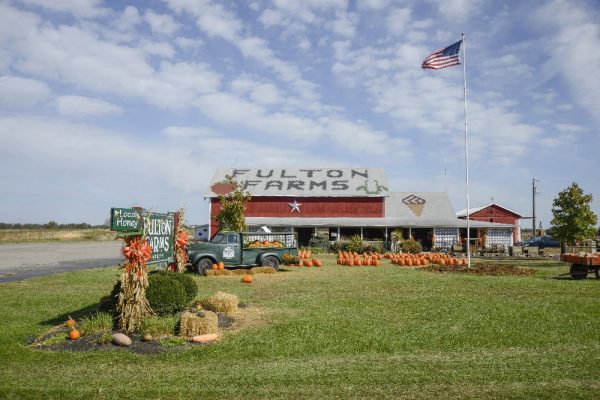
<box><xmin>456</xmin><ymin>204</ymin><xmax>523</xmax><ymax>243</ymax></box>
<box><xmin>208</xmin><ymin>168</ymin><xmax>388</xmax><ymax>244</ymax></box>
<box><xmin>206</xmin><ymin>168</ymin><xmax>516</xmax><ymax>249</ymax></box>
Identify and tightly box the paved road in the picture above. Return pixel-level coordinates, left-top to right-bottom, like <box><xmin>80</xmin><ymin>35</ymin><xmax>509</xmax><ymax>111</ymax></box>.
<box><xmin>0</xmin><ymin>241</ymin><xmax>124</xmax><ymax>283</ymax></box>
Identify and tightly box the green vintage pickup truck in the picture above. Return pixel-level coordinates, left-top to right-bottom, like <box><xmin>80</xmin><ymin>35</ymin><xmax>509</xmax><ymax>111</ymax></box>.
<box><xmin>186</xmin><ymin>231</ymin><xmax>298</xmax><ymax>274</ymax></box>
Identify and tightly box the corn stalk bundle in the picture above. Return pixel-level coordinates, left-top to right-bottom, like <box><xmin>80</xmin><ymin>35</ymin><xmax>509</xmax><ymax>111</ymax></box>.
<box><xmin>117</xmin><ymin>235</ymin><xmax>153</xmax><ymax>333</ymax></box>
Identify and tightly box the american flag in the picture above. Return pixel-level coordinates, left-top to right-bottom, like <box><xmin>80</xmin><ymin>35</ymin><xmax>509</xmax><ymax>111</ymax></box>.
<box><xmin>421</xmin><ymin>40</ymin><xmax>462</xmax><ymax>70</ymax></box>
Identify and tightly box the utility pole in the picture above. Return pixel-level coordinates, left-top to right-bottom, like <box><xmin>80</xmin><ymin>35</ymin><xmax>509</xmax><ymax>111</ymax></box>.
<box><xmin>532</xmin><ymin>178</ymin><xmax>536</xmax><ymax>237</ymax></box>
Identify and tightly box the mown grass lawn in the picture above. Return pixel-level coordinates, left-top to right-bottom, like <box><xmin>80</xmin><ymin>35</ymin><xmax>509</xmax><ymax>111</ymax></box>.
<box><xmin>0</xmin><ymin>255</ymin><xmax>598</xmax><ymax>399</ymax></box>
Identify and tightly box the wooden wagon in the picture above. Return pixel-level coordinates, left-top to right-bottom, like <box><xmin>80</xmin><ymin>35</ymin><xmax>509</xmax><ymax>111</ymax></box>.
<box><xmin>560</xmin><ymin>253</ymin><xmax>600</xmax><ymax>279</ymax></box>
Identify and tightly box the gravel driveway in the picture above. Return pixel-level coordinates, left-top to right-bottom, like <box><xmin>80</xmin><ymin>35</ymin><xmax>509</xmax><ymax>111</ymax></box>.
<box><xmin>0</xmin><ymin>241</ymin><xmax>124</xmax><ymax>283</ymax></box>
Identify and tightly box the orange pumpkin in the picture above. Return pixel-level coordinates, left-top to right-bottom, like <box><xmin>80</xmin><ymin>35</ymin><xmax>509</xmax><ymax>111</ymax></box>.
<box><xmin>218</xmin><ymin>261</ymin><xmax>225</xmax><ymax>270</ymax></box>
<box><xmin>65</xmin><ymin>316</ymin><xmax>76</xmax><ymax>328</ymax></box>
<box><xmin>306</xmin><ymin>261</ymin><xmax>313</xmax><ymax>267</ymax></box>
<box><xmin>68</xmin><ymin>329</ymin><xmax>81</xmax><ymax>340</ymax></box>
<box><xmin>241</xmin><ymin>274</ymin><xmax>253</xmax><ymax>283</ymax></box>
<box><xmin>211</xmin><ymin>263</ymin><xmax>218</xmax><ymax>270</ymax></box>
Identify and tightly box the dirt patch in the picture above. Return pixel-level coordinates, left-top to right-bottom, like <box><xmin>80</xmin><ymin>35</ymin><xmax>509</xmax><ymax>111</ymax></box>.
<box><xmin>420</xmin><ymin>263</ymin><xmax>536</xmax><ymax>276</ymax></box>
<box><xmin>32</xmin><ymin>306</ymin><xmax>267</xmax><ymax>355</ymax></box>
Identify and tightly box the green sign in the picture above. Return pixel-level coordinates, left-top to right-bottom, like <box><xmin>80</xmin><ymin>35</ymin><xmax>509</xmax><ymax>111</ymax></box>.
<box><xmin>144</xmin><ymin>212</ymin><xmax>175</xmax><ymax>265</ymax></box>
<box><xmin>111</xmin><ymin>208</ymin><xmax>143</xmax><ymax>232</ymax></box>
<box><xmin>110</xmin><ymin>207</ymin><xmax>176</xmax><ymax>266</ymax></box>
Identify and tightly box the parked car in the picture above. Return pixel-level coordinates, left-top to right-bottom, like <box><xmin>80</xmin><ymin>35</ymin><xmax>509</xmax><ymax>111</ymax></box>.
<box><xmin>515</xmin><ymin>236</ymin><xmax>560</xmax><ymax>248</ymax></box>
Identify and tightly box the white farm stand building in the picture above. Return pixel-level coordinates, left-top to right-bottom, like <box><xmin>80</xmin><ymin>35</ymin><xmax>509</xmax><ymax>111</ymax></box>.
<box><xmin>206</xmin><ymin>168</ymin><xmax>515</xmax><ymax>249</ymax></box>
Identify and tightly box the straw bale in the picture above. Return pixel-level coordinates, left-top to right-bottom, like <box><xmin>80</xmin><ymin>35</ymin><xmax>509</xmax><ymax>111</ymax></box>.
<box><xmin>252</xmin><ymin>266</ymin><xmax>276</xmax><ymax>274</ymax></box>
<box><xmin>201</xmin><ymin>291</ymin><xmax>239</xmax><ymax>314</ymax></box>
<box><xmin>205</xmin><ymin>269</ymin><xmax>233</xmax><ymax>277</ymax></box>
<box><xmin>179</xmin><ymin>310</ymin><xmax>218</xmax><ymax>338</ymax></box>
<box><xmin>232</xmin><ymin>269</ymin><xmax>253</xmax><ymax>275</ymax></box>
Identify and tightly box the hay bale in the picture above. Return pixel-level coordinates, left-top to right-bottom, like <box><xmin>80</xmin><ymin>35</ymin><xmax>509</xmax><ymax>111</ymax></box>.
<box><xmin>201</xmin><ymin>291</ymin><xmax>239</xmax><ymax>314</ymax></box>
<box><xmin>251</xmin><ymin>266</ymin><xmax>276</xmax><ymax>274</ymax></box>
<box><xmin>205</xmin><ymin>269</ymin><xmax>233</xmax><ymax>277</ymax></box>
<box><xmin>179</xmin><ymin>311</ymin><xmax>218</xmax><ymax>338</ymax></box>
<box><xmin>232</xmin><ymin>269</ymin><xmax>253</xmax><ymax>275</ymax></box>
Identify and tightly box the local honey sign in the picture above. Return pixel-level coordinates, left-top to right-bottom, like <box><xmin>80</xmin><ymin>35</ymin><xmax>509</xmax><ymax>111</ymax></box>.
<box><xmin>110</xmin><ymin>207</ymin><xmax>175</xmax><ymax>266</ymax></box>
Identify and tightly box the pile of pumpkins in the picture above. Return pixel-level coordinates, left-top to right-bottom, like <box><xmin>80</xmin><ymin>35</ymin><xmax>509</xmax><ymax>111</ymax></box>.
<box><xmin>337</xmin><ymin>251</ymin><xmax>382</xmax><ymax>266</ymax></box>
<box><xmin>246</xmin><ymin>240</ymin><xmax>284</xmax><ymax>248</ymax></box>
<box><xmin>384</xmin><ymin>252</ymin><xmax>467</xmax><ymax>266</ymax></box>
<box><xmin>298</xmin><ymin>249</ymin><xmax>323</xmax><ymax>267</ymax></box>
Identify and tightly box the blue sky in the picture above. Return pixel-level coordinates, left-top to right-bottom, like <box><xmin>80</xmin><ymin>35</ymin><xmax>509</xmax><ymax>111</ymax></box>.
<box><xmin>1</xmin><ymin>0</ymin><xmax>599</xmax><ymax>228</ymax></box>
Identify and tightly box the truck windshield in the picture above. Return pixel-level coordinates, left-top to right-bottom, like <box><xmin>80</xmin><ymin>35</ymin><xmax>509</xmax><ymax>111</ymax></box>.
<box><xmin>211</xmin><ymin>234</ymin><xmax>224</xmax><ymax>244</ymax></box>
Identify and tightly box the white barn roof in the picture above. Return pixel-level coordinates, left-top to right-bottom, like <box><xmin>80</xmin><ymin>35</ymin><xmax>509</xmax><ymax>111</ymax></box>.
<box><xmin>207</xmin><ymin>168</ymin><xmax>389</xmax><ymax>198</ymax></box>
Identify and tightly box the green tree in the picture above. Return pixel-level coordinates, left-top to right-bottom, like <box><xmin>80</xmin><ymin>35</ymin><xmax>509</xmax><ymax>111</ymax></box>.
<box><xmin>45</xmin><ymin>221</ymin><xmax>58</xmax><ymax>229</ymax></box>
<box><xmin>214</xmin><ymin>175</ymin><xmax>252</xmax><ymax>232</ymax></box>
<box><xmin>550</xmin><ymin>182</ymin><xmax>597</xmax><ymax>248</ymax></box>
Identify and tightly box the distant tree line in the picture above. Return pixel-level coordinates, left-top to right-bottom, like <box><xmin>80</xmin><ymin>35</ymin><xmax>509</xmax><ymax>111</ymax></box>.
<box><xmin>0</xmin><ymin>221</ymin><xmax>108</xmax><ymax>229</ymax></box>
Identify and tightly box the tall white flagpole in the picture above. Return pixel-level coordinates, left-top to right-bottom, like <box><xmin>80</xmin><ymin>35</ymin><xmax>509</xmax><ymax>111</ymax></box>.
<box><xmin>462</xmin><ymin>32</ymin><xmax>471</xmax><ymax>268</ymax></box>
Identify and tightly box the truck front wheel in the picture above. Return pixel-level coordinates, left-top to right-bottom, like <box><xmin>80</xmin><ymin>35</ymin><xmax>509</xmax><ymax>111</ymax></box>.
<box><xmin>196</xmin><ymin>258</ymin><xmax>214</xmax><ymax>276</ymax></box>
<box><xmin>262</xmin><ymin>256</ymin><xmax>280</xmax><ymax>271</ymax></box>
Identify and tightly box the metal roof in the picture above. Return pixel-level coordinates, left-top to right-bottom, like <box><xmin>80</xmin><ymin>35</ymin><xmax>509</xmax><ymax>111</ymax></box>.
<box><xmin>456</xmin><ymin>203</ymin><xmax>523</xmax><ymax>218</ymax></box>
<box><xmin>207</xmin><ymin>168</ymin><xmax>389</xmax><ymax>198</ymax></box>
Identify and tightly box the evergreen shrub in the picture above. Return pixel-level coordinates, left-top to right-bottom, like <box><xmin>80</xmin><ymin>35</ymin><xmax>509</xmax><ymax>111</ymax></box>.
<box><xmin>146</xmin><ymin>273</ymin><xmax>188</xmax><ymax>315</ymax></box>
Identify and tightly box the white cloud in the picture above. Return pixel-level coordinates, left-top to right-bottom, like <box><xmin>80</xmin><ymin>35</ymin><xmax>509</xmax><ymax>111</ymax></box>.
<box><xmin>113</xmin><ymin>6</ymin><xmax>142</xmax><ymax>32</ymax></box>
<box><xmin>4</xmin><ymin>17</ymin><xmax>220</xmax><ymax>109</ymax></box>
<box><xmin>357</xmin><ymin>0</ymin><xmax>390</xmax><ymax>10</ymax></box>
<box><xmin>162</xmin><ymin>126</ymin><xmax>216</xmax><ymax>139</ymax></box>
<box><xmin>167</xmin><ymin>0</ymin><xmax>321</xmax><ymax>105</ymax></box>
<box><xmin>56</xmin><ymin>95</ymin><xmax>123</xmax><ymax>117</ymax></box>
<box><xmin>0</xmin><ymin>75</ymin><xmax>50</xmax><ymax>109</ymax></box>
<box><xmin>330</xmin><ymin>11</ymin><xmax>358</xmax><ymax>38</ymax></box>
<box><xmin>0</xmin><ymin>115</ymin><xmax>334</xmax><ymax>223</ymax></box>
<box><xmin>556</xmin><ymin>123</ymin><xmax>586</xmax><ymax>133</ymax></box>
<box><xmin>231</xmin><ymin>75</ymin><xmax>284</xmax><ymax>106</ymax></box>
<box><xmin>331</xmin><ymin>39</ymin><xmax>542</xmax><ymax>163</ymax></box>
<box><xmin>144</xmin><ymin>9</ymin><xmax>179</xmax><ymax>36</ymax></box>
<box><xmin>430</xmin><ymin>0</ymin><xmax>483</xmax><ymax>21</ymax></box>
<box><xmin>174</xmin><ymin>37</ymin><xmax>204</xmax><ymax>49</ymax></box>
<box><xmin>17</xmin><ymin>0</ymin><xmax>110</xmax><ymax>18</ymax></box>
<box><xmin>535</xmin><ymin>0</ymin><xmax>600</xmax><ymax>120</ymax></box>
<box><xmin>386</xmin><ymin>8</ymin><xmax>411</xmax><ymax>36</ymax></box>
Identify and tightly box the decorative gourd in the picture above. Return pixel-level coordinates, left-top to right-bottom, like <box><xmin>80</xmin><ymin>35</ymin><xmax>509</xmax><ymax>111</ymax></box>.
<box><xmin>68</xmin><ymin>329</ymin><xmax>81</xmax><ymax>340</ymax></box>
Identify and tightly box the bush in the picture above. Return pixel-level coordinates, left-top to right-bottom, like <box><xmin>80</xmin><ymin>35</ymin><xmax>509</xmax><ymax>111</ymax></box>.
<box><xmin>146</xmin><ymin>273</ymin><xmax>189</xmax><ymax>315</ymax></box>
<box><xmin>347</xmin><ymin>235</ymin><xmax>364</xmax><ymax>253</ymax></box>
<box><xmin>162</xmin><ymin>272</ymin><xmax>198</xmax><ymax>303</ymax></box>
<box><xmin>401</xmin><ymin>238</ymin><xmax>422</xmax><ymax>254</ymax></box>
<box><xmin>363</xmin><ymin>240</ymin><xmax>385</xmax><ymax>254</ymax></box>
<box><xmin>308</xmin><ymin>235</ymin><xmax>330</xmax><ymax>252</ymax></box>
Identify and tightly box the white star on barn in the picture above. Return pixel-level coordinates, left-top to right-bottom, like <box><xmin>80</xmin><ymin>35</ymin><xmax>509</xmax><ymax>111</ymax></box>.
<box><xmin>289</xmin><ymin>199</ymin><xmax>302</xmax><ymax>213</ymax></box>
